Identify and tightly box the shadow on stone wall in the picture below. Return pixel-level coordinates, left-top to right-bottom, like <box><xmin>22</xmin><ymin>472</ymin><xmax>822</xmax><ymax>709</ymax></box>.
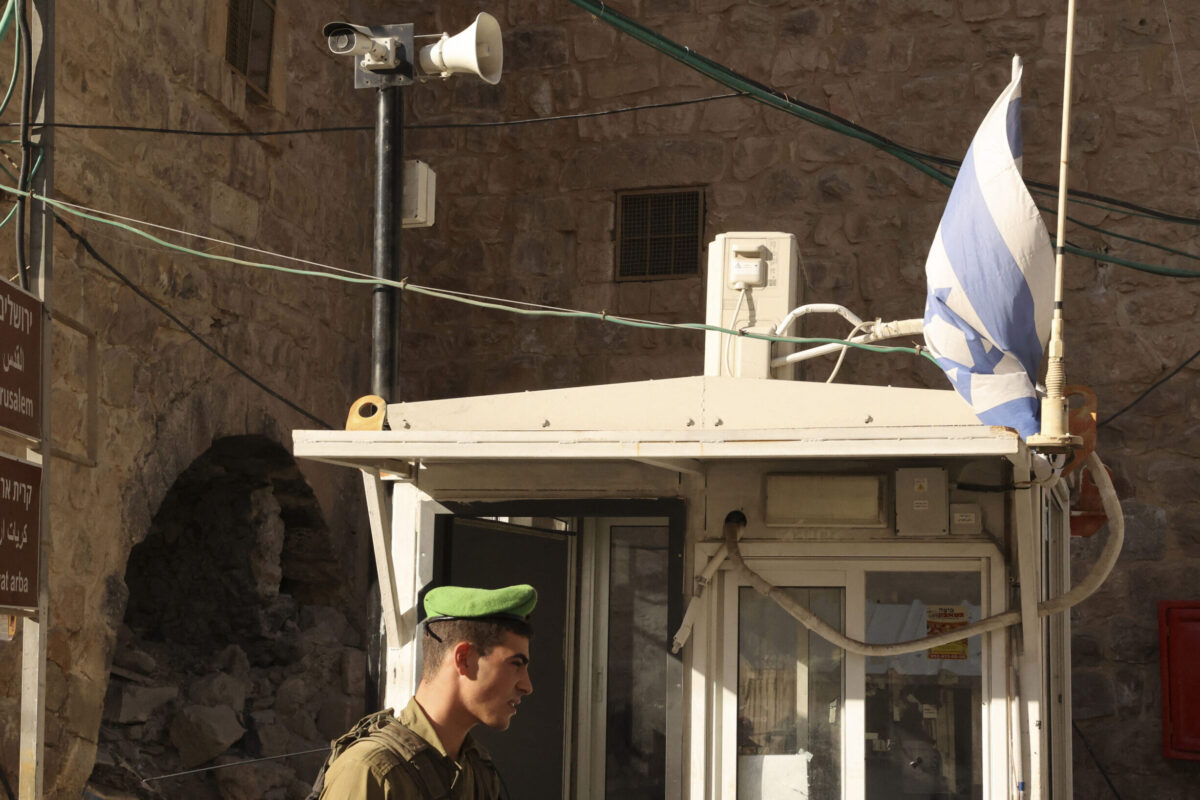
<box><xmin>85</xmin><ymin>436</ymin><xmax>366</xmax><ymax>800</ymax></box>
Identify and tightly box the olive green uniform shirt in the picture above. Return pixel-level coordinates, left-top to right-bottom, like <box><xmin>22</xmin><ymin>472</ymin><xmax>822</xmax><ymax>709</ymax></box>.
<box><xmin>319</xmin><ymin>698</ymin><xmax>501</xmax><ymax>800</ymax></box>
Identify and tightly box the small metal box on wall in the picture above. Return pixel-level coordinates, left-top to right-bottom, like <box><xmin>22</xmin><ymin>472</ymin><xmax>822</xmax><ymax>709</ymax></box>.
<box><xmin>894</xmin><ymin>467</ymin><xmax>949</xmax><ymax>536</ymax></box>
<box><xmin>1160</xmin><ymin>601</ymin><xmax>1200</xmax><ymax>760</ymax></box>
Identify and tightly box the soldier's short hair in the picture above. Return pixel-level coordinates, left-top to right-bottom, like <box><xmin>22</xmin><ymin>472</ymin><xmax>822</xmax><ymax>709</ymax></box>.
<box><xmin>421</xmin><ymin>617</ymin><xmax>532</xmax><ymax>678</ymax></box>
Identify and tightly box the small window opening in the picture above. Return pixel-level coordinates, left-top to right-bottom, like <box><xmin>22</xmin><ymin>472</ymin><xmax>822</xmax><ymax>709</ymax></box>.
<box><xmin>616</xmin><ymin>187</ymin><xmax>704</xmax><ymax>280</ymax></box>
<box><xmin>226</xmin><ymin>0</ymin><xmax>276</xmax><ymax>101</ymax></box>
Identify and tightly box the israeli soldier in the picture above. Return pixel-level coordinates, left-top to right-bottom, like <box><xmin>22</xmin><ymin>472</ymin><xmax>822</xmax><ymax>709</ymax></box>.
<box><xmin>310</xmin><ymin>584</ymin><xmax>535</xmax><ymax>800</ymax></box>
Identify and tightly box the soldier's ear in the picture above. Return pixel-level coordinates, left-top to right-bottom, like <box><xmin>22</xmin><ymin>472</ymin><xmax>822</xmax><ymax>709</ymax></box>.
<box><xmin>452</xmin><ymin>641</ymin><xmax>476</xmax><ymax>676</ymax></box>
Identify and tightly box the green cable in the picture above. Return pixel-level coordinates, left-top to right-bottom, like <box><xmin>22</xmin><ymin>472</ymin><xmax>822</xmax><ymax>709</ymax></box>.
<box><xmin>565</xmin><ymin>0</ymin><xmax>1200</xmax><ymax>277</ymax></box>
<box><xmin>0</xmin><ymin>146</ymin><xmax>37</xmax><ymax>229</ymax></box>
<box><xmin>0</xmin><ymin>0</ymin><xmax>18</xmax><ymax>118</ymax></box>
<box><xmin>564</xmin><ymin>0</ymin><xmax>955</xmax><ymax>188</ymax></box>
<box><xmin>0</xmin><ymin>0</ymin><xmax>13</xmax><ymax>41</ymax></box>
<box><xmin>0</xmin><ymin>180</ymin><xmax>940</xmax><ymax>364</ymax></box>
<box><xmin>1062</xmin><ymin>245</ymin><xmax>1200</xmax><ymax>278</ymax></box>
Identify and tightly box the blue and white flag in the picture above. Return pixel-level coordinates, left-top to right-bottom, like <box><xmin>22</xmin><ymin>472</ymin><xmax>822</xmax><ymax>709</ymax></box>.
<box><xmin>923</xmin><ymin>55</ymin><xmax>1054</xmax><ymax>439</ymax></box>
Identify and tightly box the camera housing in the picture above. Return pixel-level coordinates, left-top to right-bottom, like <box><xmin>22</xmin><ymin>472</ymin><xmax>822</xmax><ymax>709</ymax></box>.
<box><xmin>321</xmin><ymin>22</ymin><xmax>415</xmax><ymax>88</ymax></box>
<box><xmin>324</xmin><ymin>22</ymin><xmax>398</xmax><ymax>70</ymax></box>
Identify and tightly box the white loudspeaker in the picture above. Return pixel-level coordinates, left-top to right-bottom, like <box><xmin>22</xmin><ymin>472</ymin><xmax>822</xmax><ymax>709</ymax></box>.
<box><xmin>418</xmin><ymin>12</ymin><xmax>503</xmax><ymax>85</ymax></box>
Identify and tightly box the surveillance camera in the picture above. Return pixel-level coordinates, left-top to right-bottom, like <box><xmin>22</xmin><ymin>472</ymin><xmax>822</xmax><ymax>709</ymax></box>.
<box><xmin>322</xmin><ymin>21</ymin><xmax>397</xmax><ymax>69</ymax></box>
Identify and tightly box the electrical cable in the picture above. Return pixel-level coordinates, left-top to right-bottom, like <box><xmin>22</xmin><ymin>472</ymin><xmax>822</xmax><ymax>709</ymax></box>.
<box><xmin>51</xmin><ymin>212</ymin><xmax>334</xmax><ymax>430</ymax></box>
<box><xmin>1072</xmin><ymin>720</ymin><xmax>1125</xmax><ymax>800</ymax></box>
<box><xmin>825</xmin><ymin>319</ymin><xmax>871</xmax><ymax>384</ymax></box>
<box><xmin>0</xmin><ymin>758</ymin><xmax>15</xmax><ymax>800</ymax></box>
<box><xmin>2</xmin><ymin>92</ymin><xmax>744</xmax><ymax>137</ymax></box>
<box><xmin>565</xmin><ymin>0</ymin><xmax>957</xmax><ymax>187</ymax></box>
<box><xmin>0</xmin><ymin>0</ymin><xmax>20</xmax><ymax>119</ymax></box>
<box><xmin>1162</xmin><ymin>0</ymin><xmax>1200</xmax><ymax>210</ymax></box>
<box><xmin>1097</xmin><ymin>345</ymin><xmax>1200</xmax><ymax>428</ymax></box>
<box><xmin>705</xmin><ymin>450</ymin><xmax>1122</xmax><ymax>658</ymax></box>
<box><xmin>13</xmin><ymin>0</ymin><xmax>29</xmax><ymax>290</ymax></box>
<box><xmin>0</xmin><ymin>183</ymin><xmax>941</xmax><ymax>364</ymax></box>
<box><xmin>565</xmin><ymin>0</ymin><xmax>1200</xmax><ymax>277</ymax></box>
<box><xmin>140</xmin><ymin>746</ymin><xmax>331</xmax><ymax>784</ymax></box>
<box><xmin>722</xmin><ymin>286</ymin><xmax>747</xmax><ymax>376</ymax></box>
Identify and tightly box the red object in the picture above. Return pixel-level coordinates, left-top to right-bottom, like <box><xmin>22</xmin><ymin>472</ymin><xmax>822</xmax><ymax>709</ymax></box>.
<box><xmin>1160</xmin><ymin>602</ymin><xmax>1200</xmax><ymax>760</ymax></box>
<box><xmin>1070</xmin><ymin>461</ymin><xmax>1112</xmax><ymax>538</ymax></box>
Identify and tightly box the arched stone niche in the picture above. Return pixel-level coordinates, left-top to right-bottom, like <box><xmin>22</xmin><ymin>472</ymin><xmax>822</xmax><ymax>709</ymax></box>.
<box><xmin>88</xmin><ymin>435</ymin><xmax>366</xmax><ymax>799</ymax></box>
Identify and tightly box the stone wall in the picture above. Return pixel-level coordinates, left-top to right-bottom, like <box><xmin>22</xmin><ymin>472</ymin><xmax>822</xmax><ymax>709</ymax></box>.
<box><xmin>0</xmin><ymin>1</ymin><xmax>381</xmax><ymax>797</ymax></box>
<box><xmin>389</xmin><ymin>1</ymin><xmax>1200</xmax><ymax>797</ymax></box>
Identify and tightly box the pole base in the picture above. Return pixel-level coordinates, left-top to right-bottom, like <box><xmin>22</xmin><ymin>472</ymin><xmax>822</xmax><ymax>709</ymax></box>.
<box><xmin>1027</xmin><ymin>432</ymin><xmax>1083</xmax><ymax>455</ymax></box>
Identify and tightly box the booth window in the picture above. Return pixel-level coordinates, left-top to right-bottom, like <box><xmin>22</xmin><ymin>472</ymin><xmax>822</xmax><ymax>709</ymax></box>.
<box><xmin>226</xmin><ymin>0</ymin><xmax>275</xmax><ymax>100</ymax></box>
<box><xmin>616</xmin><ymin>188</ymin><xmax>704</xmax><ymax>280</ymax></box>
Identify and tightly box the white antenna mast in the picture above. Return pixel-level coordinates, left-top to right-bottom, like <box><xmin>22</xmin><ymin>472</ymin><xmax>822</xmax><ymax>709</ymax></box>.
<box><xmin>1029</xmin><ymin>0</ymin><xmax>1083</xmax><ymax>453</ymax></box>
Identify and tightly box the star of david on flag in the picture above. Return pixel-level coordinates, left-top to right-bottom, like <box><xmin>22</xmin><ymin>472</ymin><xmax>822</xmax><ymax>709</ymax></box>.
<box><xmin>923</xmin><ymin>55</ymin><xmax>1055</xmax><ymax>439</ymax></box>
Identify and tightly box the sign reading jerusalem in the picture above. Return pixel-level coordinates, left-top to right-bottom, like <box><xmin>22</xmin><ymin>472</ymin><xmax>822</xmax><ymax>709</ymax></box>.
<box><xmin>0</xmin><ymin>455</ymin><xmax>41</xmax><ymax>610</ymax></box>
<box><xmin>0</xmin><ymin>280</ymin><xmax>40</xmax><ymax>439</ymax></box>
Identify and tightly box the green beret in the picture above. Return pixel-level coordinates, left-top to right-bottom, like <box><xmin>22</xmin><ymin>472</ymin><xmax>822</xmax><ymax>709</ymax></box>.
<box><xmin>423</xmin><ymin>584</ymin><xmax>537</xmax><ymax>622</ymax></box>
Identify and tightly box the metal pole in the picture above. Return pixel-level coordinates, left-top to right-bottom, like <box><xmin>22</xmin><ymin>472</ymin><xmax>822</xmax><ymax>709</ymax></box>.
<box><xmin>19</xmin><ymin>0</ymin><xmax>51</xmax><ymax>796</ymax></box>
<box><xmin>371</xmin><ymin>86</ymin><xmax>403</xmax><ymax>400</ymax></box>
<box><xmin>1030</xmin><ymin>0</ymin><xmax>1080</xmax><ymax>452</ymax></box>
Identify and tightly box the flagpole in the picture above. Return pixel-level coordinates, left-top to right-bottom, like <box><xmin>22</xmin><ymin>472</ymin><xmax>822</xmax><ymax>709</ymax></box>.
<box><xmin>1029</xmin><ymin>0</ymin><xmax>1082</xmax><ymax>453</ymax></box>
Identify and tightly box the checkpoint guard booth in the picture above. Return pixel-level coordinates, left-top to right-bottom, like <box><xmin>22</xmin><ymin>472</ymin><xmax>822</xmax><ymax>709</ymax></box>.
<box><xmin>294</xmin><ymin>233</ymin><xmax>1120</xmax><ymax>800</ymax></box>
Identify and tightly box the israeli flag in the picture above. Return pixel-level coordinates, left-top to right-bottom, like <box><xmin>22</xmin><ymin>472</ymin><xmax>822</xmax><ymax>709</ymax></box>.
<box><xmin>923</xmin><ymin>55</ymin><xmax>1054</xmax><ymax>439</ymax></box>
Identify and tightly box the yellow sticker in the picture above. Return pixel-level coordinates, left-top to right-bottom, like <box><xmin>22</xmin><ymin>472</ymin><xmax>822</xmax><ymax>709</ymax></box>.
<box><xmin>927</xmin><ymin>605</ymin><xmax>968</xmax><ymax>660</ymax></box>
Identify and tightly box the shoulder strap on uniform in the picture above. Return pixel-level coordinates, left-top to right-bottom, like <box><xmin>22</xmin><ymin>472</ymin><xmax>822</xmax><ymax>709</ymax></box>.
<box><xmin>307</xmin><ymin>708</ymin><xmax>399</xmax><ymax>800</ymax></box>
<box><xmin>371</xmin><ymin>719</ymin><xmax>453</xmax><ymax>799</ymax></box>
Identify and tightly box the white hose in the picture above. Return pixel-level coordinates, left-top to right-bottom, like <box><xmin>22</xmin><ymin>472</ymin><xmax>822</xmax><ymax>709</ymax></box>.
<box><xmin>774</xmin><ymin>303</ymin><xmax>865</xmax><ymax>337</ymax></box>
<box><xmin>770</xmin><ymin>318</ymin><xmax>925</xmax><ymax>369</ymax></box>
<box><xmin>716</xmin><ymin>451</ymin><xmax>1121</xmax><ymax>657</ymax></box>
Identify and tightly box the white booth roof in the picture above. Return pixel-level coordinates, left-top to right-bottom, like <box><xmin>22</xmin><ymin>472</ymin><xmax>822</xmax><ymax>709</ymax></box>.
<box><xmin>293</xmin><ymin>377</ymin><xmax>1020</xmax><ymax>474</ymax></box>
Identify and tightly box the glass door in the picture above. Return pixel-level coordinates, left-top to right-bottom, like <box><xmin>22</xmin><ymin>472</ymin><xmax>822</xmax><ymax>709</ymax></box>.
<box><xmin>578</xmin><ymin>518</ymin><xmax>682</xmax><ymax>800</ymax></box>
<box><xmin>709</xmin><ymin>550</ymin><xmax>1004</xmax><ymax>800</ymax></box>
<box><xmin>863</xmin><ymin>571</ymin><xmax>984</xmax><ymax>800</ymax></box>
<box><xmin>719</xmin><ymin>567</ymin><xmax>856</xmax><ymax>800</ymax></box>
<box><xmin>737</xmin><ymin>586</ymin><xmax>844</xmax><ymax>798</ymax></box>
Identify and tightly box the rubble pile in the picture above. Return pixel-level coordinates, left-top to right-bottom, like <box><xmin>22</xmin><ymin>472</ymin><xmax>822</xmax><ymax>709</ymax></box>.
<box><xmin>83</xmin><ymin>438</ymin><xmax>369</xmax><ymax>800</ymax></box>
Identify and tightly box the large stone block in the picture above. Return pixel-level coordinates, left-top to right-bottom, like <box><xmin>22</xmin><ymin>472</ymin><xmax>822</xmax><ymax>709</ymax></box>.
<box><xmin>170</xmin><ymin>704</ymin><xmax>247</xmax><ymax>769</ymax></box>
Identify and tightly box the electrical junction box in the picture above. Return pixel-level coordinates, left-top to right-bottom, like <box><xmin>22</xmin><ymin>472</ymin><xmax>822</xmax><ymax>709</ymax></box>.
<box><xmin>703</xmin><ymin>232</ymin><xmax>800</xmax><ymax>380</ymax></box>
<box><xmin>401</xmin><ymin>160</ymin><xmax>436</xmax><ymax>228</ymax></box>
<box><xmin>894</xmin><ymin>467</ymin><xmax>949</xmax><ymax>536</ymax></box>
<box><xmin>949</xmin><ymin>503</ymin><xmax>983</xmax><ymax>536</ymax></box>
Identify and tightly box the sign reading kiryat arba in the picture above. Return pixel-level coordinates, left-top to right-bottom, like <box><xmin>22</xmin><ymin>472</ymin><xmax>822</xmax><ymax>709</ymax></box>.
<box><xmin>0</xmin><ymin>280</ymin><xmax>40</xmax><ymax>439</ymax></box>
<box><xmin>0</xmin><ymin>454</ymin><xmax>40</xmax><ymax>610</ymax></box>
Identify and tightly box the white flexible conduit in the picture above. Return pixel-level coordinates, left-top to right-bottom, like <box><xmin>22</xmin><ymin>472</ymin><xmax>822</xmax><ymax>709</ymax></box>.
<box><xmin>673</xmin><ymin>451</ymin><xmax>1122</xmax><ymax>657</ymax></box>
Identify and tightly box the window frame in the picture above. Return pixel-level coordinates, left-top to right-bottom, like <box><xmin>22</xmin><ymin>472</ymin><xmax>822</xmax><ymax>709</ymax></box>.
<box><xmin>224</xmin><ymin>0</ymin><xmax>277</xmax><ymax>103</ymax></box>
<box><xmin>614</xmin><ymin>186</ymin><xmax>706</xmax><ymax>282</ymax></box>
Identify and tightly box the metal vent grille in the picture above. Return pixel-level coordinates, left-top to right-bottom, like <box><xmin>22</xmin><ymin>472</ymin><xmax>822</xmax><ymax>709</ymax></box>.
<box><xmin>225</xmin><ymin>0</ymin><xmax>275</xmax><ymax>100</ymax></box>
<box><xmin>616</xmin><ymin>188</ymin><xmax>703</xmax><ymax>280</ymax></box>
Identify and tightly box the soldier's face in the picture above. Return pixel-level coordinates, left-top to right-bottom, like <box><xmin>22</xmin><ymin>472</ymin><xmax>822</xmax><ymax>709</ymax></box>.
<box><xmin>465</xmin><ymin>631</ymin><xmax>532</xmax><ymax>730</ymax></box>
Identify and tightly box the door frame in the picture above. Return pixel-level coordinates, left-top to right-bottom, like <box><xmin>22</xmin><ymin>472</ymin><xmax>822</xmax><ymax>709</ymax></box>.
<box><xmin>693</xmin><ymin>542</ymin><xmax>1008</xmax><ymax>800</ymax></box>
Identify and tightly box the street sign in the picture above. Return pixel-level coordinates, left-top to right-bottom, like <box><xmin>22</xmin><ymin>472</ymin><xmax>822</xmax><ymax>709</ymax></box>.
<box><xmin>0</xmin><ymin>280</ymin><xmax>41</xmax><ymax>440</ymax></box>
<box><xmin>0</xmin><ymin>455</ymin><xmax>41</xmax><ymax>611</ymax></box>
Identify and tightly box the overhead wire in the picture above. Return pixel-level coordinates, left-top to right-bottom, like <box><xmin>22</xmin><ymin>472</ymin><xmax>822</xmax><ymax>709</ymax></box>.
<box><xmin>12</xmin><ymin>0</ymin><xmax>29</xmax><ymax>289</ymax></box>
<box><xmin>564</xmin><ymin>0</ymin><xmax>1200</xmax><ymax>277</ymax></box>
<box><xmin>51</xmin><ymin>212</ymin><xmax>334</xmax><ymax>430</ymax></box>
<box><xmin>1</xmin><ymin>92</ymin><xmax>745</xmax><ymax>137</ymax></box>
<box><xmin>2</xmin><ymin>182</ymin><xmax>939</xmax><ymax>365</ymax></box>
<box><xmin>1098</xmin><ymin>345</ymin><xmax>1200</xmax><ymax>428</ymax></box>
<box><xmin>1162</xmin><ymin>0</ymin><xmax>1200</xmax><ymax>213</ymax></box>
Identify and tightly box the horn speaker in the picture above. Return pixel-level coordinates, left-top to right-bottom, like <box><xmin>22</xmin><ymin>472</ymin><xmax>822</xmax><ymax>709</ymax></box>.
<box><xmin>419</xmin><ymin>12</ymin><xmax>503</xmax><ymax>85</ymax></box>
